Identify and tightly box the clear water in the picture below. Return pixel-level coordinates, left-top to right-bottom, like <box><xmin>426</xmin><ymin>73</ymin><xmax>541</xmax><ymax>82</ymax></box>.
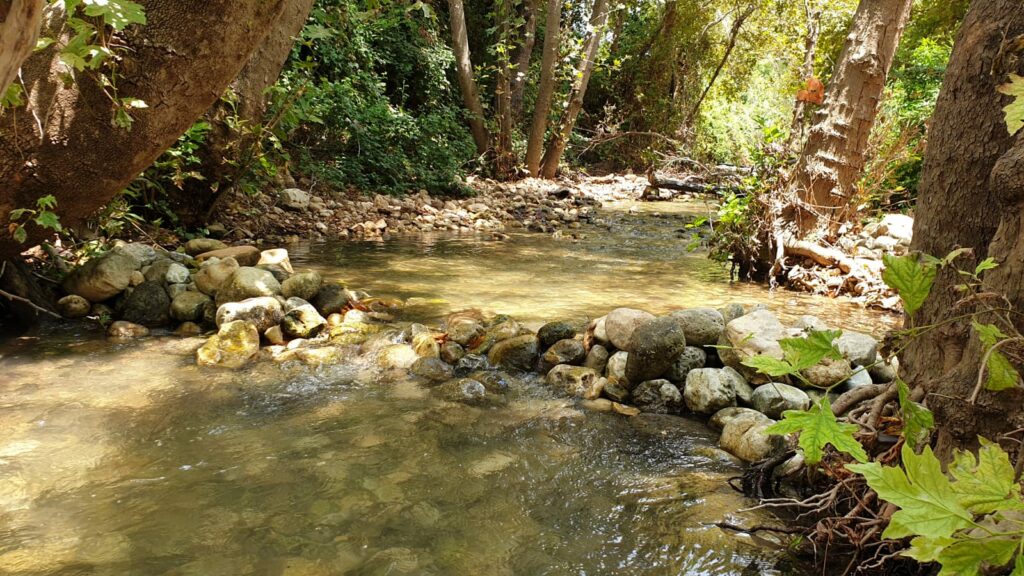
<box><xmin>0</xmin><ymin>201</ymin><xmax>894</xmax><ymax>575</ymax></box>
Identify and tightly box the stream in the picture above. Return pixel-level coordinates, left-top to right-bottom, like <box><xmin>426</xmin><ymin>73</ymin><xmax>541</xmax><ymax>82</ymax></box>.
<box><xmin>0</xmin><ymin>201</ymin><xmax>897</xmax><ymax>575</ymax></box>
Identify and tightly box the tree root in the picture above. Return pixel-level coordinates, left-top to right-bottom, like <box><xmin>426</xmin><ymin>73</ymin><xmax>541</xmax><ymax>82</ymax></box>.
<box><xmin>832</xmin><ymin>384</ymin><xmax>889</xmax><ymax>416</ymax></box>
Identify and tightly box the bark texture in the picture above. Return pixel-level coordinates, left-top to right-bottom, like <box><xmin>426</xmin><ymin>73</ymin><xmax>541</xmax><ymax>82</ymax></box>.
<box><xmin>789</xmin><ymin>0</ymin><xmax>912</xmax><ymax>233</ymax></box>
<box><xmin>448</xmin><ymin>0</ymin><xmax>489</xmax><ymax>156</ymax></box>
<box><xmin>524</xmin><ymin>0</ymin><xmax>561</xmax><ymax>176</ymax></box>
<box><xmin>510</xmin><ymin>0</ymin><xmax>539</xmax><ymax>121</ymax></box>
<box><xmin>0</xmin><ymin>0</ymin><xmax>290</xmax><ymax>259</ymax></box>
<box><xmin>787</xmin><ymin>4</ymin><xmax>822</xmax><ymax>151</ymax></box>
<box><xmin>0</xmin><ymin>0</ymin><xmax>43</xmax><ymax>96</ymax></box>
<box><xmin>539</xmin><ymin>0</ymin><xmax>609</xmax><ymax>178</ymax></box>
<box><xmin>494</xmin><ymin>0</ymin><xmax>516</xmax><ymax>178</ymax></box>
<box><xmin>902</xmin><ymin>0</ymin><xmax>1024</xmax><ymax>460</ymax></box>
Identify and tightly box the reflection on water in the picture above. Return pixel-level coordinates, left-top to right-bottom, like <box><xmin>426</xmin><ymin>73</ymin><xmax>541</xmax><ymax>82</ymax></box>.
<box><xmin>0</xmin><ymin>201</ymin><xmax>888</xmax><ymax>575</ymax></box>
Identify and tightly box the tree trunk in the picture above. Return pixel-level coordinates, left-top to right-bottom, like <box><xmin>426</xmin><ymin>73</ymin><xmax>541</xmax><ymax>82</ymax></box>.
<box><xmin>524</xmin><ymin>0</ymin><xmax>561</xmax><ymax>177</ymax></box>
<box><xmin>510</xmin><ymin>0</ymin><xmax>539</xmax><ymax>121</ymax></box>
<box><xmin>0</xmin><ymin>0</ymin><xmax>290</xmax><ymax>259</ymax></box>
<box><xmin>172</xmin><ymin>0</ymin><xmax>315</xmax><ymax>226</ymax></box>
<box><xmin>900</xmin><ymin>0</ymin><xmax>1024</xmax><ymax>461</ymax></box>
<box><xmin>0</xmin><ymin>0</ymin><xmax>44</xmax><ymax>97</ymax></box>
<box><xmin>685</xmin><ymin>3</ymin><xmax>756</xmax><ymax>125</ymax></box>
<box><xmin>448</xmin><ymin>0</ymin><xmax>489</xmax><ymax>156</ymax></box>
<box><xmin>539</xmin><ymin>0</ymin><xmax>610</xmax><ymax>179</ymax></box>
<box><xmin>787</xmin><ymin>3</ymin><xmax>822</xmax><ymax>152</ymax></box>
<box><xmin>494</xmin><ymin>0</ymin><xmax>516</xmax><ymax>178</ymax></box>
<box><xmin>788</xmin><ymin>0</ymin><xmax>913</xmax><ymax>235</ymax></box>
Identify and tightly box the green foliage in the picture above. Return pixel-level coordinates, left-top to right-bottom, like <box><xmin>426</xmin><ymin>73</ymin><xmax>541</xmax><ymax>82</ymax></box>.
<box><xmin>8</xmin><ymin>195</ymin><xmax>62</xmax><ymax>243</ymax></box>
<box><xmin>849</xmin><ymin>440</ymin><xmax>1024</xmax><ymax>575</ymax></box>
<box><xmin>742</xmin><ymin>329</ymin><xmax>842</xmax><ymax>385</ymax></box>
<box><xmin>897</xmin><ymin>379</ymin><xmax>933</xmax><ymax>446</ymax></box>
<box><xmin>997</xmin><ymin>73</ymin><xmax>1024</xmax><ymax>135</ymax></box>
<box><xmin>767</xmin><ymin>397</ymin><xmax>868</xmax><ymax>465</ymax></box>
<box><xmin>881</xmin><ymin>253</ymin><xmax>937</xmax><ymax>317</ymax></box>
<box><xmin>973</xmin><ymin>321</ymin><xmax>1022</xmax><ymax>392</ymax></box>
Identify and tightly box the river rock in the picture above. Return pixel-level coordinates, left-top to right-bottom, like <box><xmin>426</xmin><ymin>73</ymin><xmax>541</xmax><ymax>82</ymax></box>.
<box><xmin>264</xmin><ymin>325</ymin><xmax>286</xmax><ymax>345</ymax></box>
<box><xmin>257</xmin><ymin>248</ymin><xmax>293</xmax><ymax>274</ymax></box>
<box><xmin>589</xmin><ymin>316</ymin><xmax>609</xmax><ymax>345</ymax></box>
<box><xmin>412</xmin><ymin>333</ymin><xmax>440</xmax><ymax>358</ymax></box>
<box><xmin>196</xmin><ymin>246</ymin><xmax>261</xmax><ymax>267</ymax></box>
<box><xmin>872</xmin><ymin>213</ymin><xmax>913</xmax><ymax>244</ymax></box>
<box><xmin>63</xmin><ymin>251</ymin><xmax>139</xmax><ymax>302</ymax></box>
<box><xmin>750</xmin><ymin>383</ymin><xmax>810</xmax><ymax>418</ymax></box>
<box><xmin>313</xmin><ymin>283</ymin><xmax>350</xmax><ymax>315</ymax></box>
<box><xmin>632</xmin><ymin>379</ymin><xmax>683</xmax><ymax>414</ymax></box>
<box><xmin>709</xmin><ymin>407</ymin><xmax>768</xmax><ymax>431</ymax></box>
<box><xmin>801</xmin><ymin>356</ymin><xmax>853</xmax><ymax>388</ymax></box>
<box><xmin>670</xmin><ymin>308</ymin><xmax>725</xmax><ymax>346</ymax></box>
<box><xmin>170</xmin><ymin>291</ymin><xmax>212</xmax><ymax>323</ymax></box>
<box><xmin>583</xmin><ymin>344</ymin><xmax>609</xmax><ymax>374</ymax></box>
<box><xmin>546</xmin><ymin>365</ymin><xmax>602</xmax><ymax>399</ymax></box>
<box><xmin>606</xmin><ymin>351</ymin><xmax>628</xmax><ymax>380</ymax></box>
<box><xmin>142</xmin><ymin>259</ymin><xmax>173</xmax><ymax>284</ymax></box>
<box><xmin>684</xmin><ymin>368</ymin><xmax>738</xmax><ymax>414</ymax></box>
<box><xmin>282</xmin><ymin>303</ymin><xmax>327</xmax><ymax>338</ymax></box>
<box><xmin>129</xmin><ymin>270</ymin><xmax>145</xmax><ymax>287</ymax></box>
<box><xmin>718</xmin><ymin>303</ymin><xmax>746</xmax><ymax>325</ymax></box>
<box><xmin>836</xmin><ymin>331</ymin><xmax>879</xmax><ymax>366</ymax></box>
<box><xmin>57</xmin><ymin>294</ymin><xmax>91</xmax><ymax>318</ymax></box>
<box><xmin>537</xmin><ymin>321</ymin><xmax>576</xmax><ymax>349</ymax></box>
<box><xmin>378</xmin><ymin>344</ymin><xmax>419</xmax><ymax>370</ymax></box>
<box><xmin>454</xmin><ymin>353</ymin><xmax>489</xmax><ymax>375</ymax></box>
<box><xmin>624</xmin><ymin>315</ymin><xmax>687</xmax><ymax>385</ymax></box>
<box><xmin>538</xmin><ymin>339</ymin><xmax>586</xmax><ymax>372</ymax></box>
<box><xmin>196</xmin><ymin>320</ymin><xmax>260</xmax><ymax>369</ymax></box>
<box><xmin>603</xmin><ymin>379</ymin><xmax>630</xmax><ymax>403</ymax></box>
<box><xmin>121</xmin><ymin>281</ymin><xmax>170</xmax><ymax>327</ymax></box>
<box><xmin>719</xmin><ymin>309</ymin><xmax>788</xmax><ymax>383</ymax></box>
<box><xmin>665</xmin><ymin>346</ymin><xmax>707</xmax><ymax>384</ymax></box>
<box><xmin>843</xmin><ymin>366</ymin><xmax>874</xmax><ymax>390</ymax></box>
<box><xmin>719</xmin><ymin>411</ymin><xmax>782</xmax><ymax>462</ymax></box>
<box><xmin>487</xmin><ymin>334</ymin><xmax>539</xmax><ymax>371</ymax></box>
<box><xmin>724</xmin><ymin>367</ymin><xmax>754</xmax><ymax>404</ymax></box>
<box><xmin>174</xmin><ymin>322</ymin><xmax>203</xmax><ymax>337</ymax></box>
<box><xmin>194</xmin><ymin>257</ymin><xmax>239</xmax><ymax>296</ymax></box>
<box><xmin>280</xmin><ymin>188</ymin><xmax>310</xmax><ymax>211</ymax></box>
<box><xmin>216</xmin><ymin>267</ymin><xmax>281</xmax><ymax>306</ymax></box>
<box><xmin>184</xmin><ymin>238</ymin><xmax>228</xmax><ymax>256</ymax></box>
<box><xmin>869</xmin><ymin>356</ymin><xmax>899</xmax><ymax>383</ymax></box>
<box><xmin>216</xmin><ymin>297</ymin><xmax>284</xmax><ymax>332</ymax></box>
<box><xmin>112</xmin><ymin>243</ymin><xmax>157</xmax><ymax>267</ymax></box>
<box><xmin>107</xmin><ymin>320</ymin><xmax>149</xmax><ymax>338</ymax></box>
<box><xmin>410</xmin><ymin>357</ymin><xmax>454</xmax><ymax>382</ymax></box>
<box><xmin>281</xmin><ymin>271</ymin><xmax>322</xmax><ymax>301</ymax></box>
<box><xmin>167</xmin><ymin>283</ymin><xmax>190</xmax><ymax>300</ymax></box>
<box><xmin>794</xmin><ymin>315</ymin><xmax>830</xmax><ymax>332</ymax></box>
<box><xmin>440</xmin><ymin>341</ymin><xmax>465</xmax><ymax>364</ymax></box>
<box><xmin>604</xmin><ymin>308</ymin><xmax>655</xmax><ymax>350</ymax></box>
<box><xmin>164</xmin><ymin>263</ymin><xmax>190</xmax><ymax>285</ymax></box>
<box><xmin>468</xmin><ymin>370</ymin><xmax>512</xmax><ymax>394</ymax></box>
<box><xmin>471</xmin><ymin>319</ymin><xmax>523</xmax><ymax>354</ymax></box>
<box><xmin>436</xmin><ymin>378</ymin><xmax>486</xmax><ymax>404</ymax></box>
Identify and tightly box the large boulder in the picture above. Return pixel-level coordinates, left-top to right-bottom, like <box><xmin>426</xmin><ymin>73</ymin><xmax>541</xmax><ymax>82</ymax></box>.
<box><xmin>121</xmin><ymin>281</ymin><xmax>170</xmax><ymax>327</ymax></box>
<box><xmin>281</xmin><ymin>303</ymin><xmax>327</xmax><ymax>338</ymax></box>
<box><xmin>624</xmin><ymin>315</ymin><xmax>687</xmax><ymax>385</ymax></box>
<box><xmin>719</xmin><ymin>411</ymin><xmax>782</xmax><ymax>462</ymax></box>
<box><xmin>546</xmin><ymin>365</ymin><xmax>602</xmax><ymax>399</ymax></box>
<box><xmin>112</xmin><ymin>243</ymin><xmax>157</xmax><ymax>267</ymax></box>
<box><xmin>684</xmin><ymin>368</ymin><xmax>738</xmax><ymax>414</ymax></box>
<box><xmin>670</xmin><ymin>308</ymin><xmax>725</xmax><ymax>346</ymax></box>
<box><xmin>215</xmin><ymin>267</ymin><xmax>281</xmax><ymax>306</ymax></box>
<box><xmin>709</xmin><ymin>407</ymin><xmax>767</xmax><ymax>431</ymax></box>
<box><xmin>606</xmin><ymin>351</ymin><xmax>628</xmax><ymax>380</ymax></box>
<box><xmin>63</xmin><ymin>251</ymin><xmax>139</xmax><ymax>302</ymax></box>
<box><xmin>196</xmin><ymin>320</ymin><xmax>260</xmax><ymax>369</ymax></box>
<box><xmin>537</xmin><ymin>321</ymin><xmax>577</xmax><ymax>349</ymax></box>
<box><xmin>281</xmin><ymin>271</ymin><xmax>322</xmax><ymax>301</ymax></box>
<box><xmin>664</xmin><ymin>346</ymin><xmax>707</xmax><ymax>384</ymax></box>
<box><xmin>184</xmin><ymin>238</ymin><xmax>228</xmax><ymax>256</ymax></box>
<box><xmin>195</xmin><ymin>245</ymin><xmax>261</xmax><ymax>267</ymax></box>
<box><xmin>583</xmin><ymin>344</ymin><xmax>609</xmax><ymax>374</ymax></box>
<box><xmin>801</xmin><ymin>357</ymin><xmax>853</xmax><ymax>388</ymax></box>
<box><xmin>538</xmin><ymin>339</ymin><xmax>586</xmax><ymax>372</ymax></box>
<box><xmin>194</xmin><ymin>257</ymin><xmax>239</xmax><ymax>297</ymax></box>
<box><xmin>170</xmin><ymin>291</ymin><xmax>212</xmax><ymax>324</ymax></box>
<box><xmin>632</xmin><ymin>379</ymin><xmax>683</xmax><ymax>414</ymax></box>
<box><xmin>280</xmin><ymin>188</ymin><xmax>311</xmax><ymax>211</ymax></box>
<box><xmin>604</xmin><ymin>308</ymin><xmax>655</xmax><ymax>350</ymax></box>
<box><xmin>487</xmin><ymin>334</ymin><xmax>539</xmax><ymax>371</ymax></box>
<box><xmin>718</xmin><ymin>309</ymin><xmax>789</xmax><ymax>384</ymax></box>
<box><xmin>750</xmin><ymin>383</ymin><xmax>810</xmax><ymax>419</ymax></box>
<box><xmin>216</xmin><ymin>297</ymin><xmax>284</xmax><ymax>332</ymax></box>
<box><xmin>57</xmin><ymin>294</ymin><xmax>91</xmax><ymax>319</ymax></box>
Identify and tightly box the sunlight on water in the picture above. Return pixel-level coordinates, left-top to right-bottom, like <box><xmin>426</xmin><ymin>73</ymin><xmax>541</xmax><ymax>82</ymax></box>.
<box><xmin>0</xmin><ymin>201</ymin><xmax>891</xmax><ymax>575</ymax></box>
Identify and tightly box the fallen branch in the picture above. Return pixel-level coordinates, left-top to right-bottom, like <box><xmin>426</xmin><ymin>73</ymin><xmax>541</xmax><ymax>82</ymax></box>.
<box><xmin>0</xmin><ymin>261</ymin><xmax>63</xmax><ymax>320</ymax></box>
<box><xmin>783</xmin><ymin>238</ymin><xmax>855</xmax><ymax>273</ymax></box>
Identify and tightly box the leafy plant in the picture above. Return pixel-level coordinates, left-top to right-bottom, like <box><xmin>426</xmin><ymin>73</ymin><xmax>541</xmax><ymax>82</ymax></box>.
<box><xmin>767</xmin><ymin>397</ymin><xmax>868</xmax><ymax>465</ymax></box>
<box><xmin>8</xmin><ymin>195</ymin><xmax>62</xmax><ymax>243</ymax></box>
<box><xmin>998</xmin><ymin>73</ymin><xmax>1024</xmax><ymax>136</ymax></box>
<box><xmin>741</xmin><ymin>328</ymin><xmax>843</xmax><ymax>386</ymax></box>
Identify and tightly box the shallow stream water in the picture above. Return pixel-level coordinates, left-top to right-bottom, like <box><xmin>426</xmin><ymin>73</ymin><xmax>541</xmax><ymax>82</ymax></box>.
<box><xmin>0</xmin><ymin>201</ymin><xmax>897</xmax><ymax>575</ymax></box>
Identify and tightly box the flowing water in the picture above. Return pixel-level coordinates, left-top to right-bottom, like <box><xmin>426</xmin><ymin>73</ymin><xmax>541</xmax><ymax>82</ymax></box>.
<box><xmin>0</xmin><ymin>201</ymin><xmax>897</xmax><ymax>575</ymax></box>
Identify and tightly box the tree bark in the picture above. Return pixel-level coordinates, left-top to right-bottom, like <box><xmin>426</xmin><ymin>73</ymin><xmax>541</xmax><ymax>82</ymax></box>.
<box><xmin>686</xmin><ymin>2</ymin><xmax>756</xmax><ymax>125</ymax></box>
<box><xmin>510</xmin><ymin>0</ymin><xmax>540</xmax><ymax>121</ymax></box>
<box><xmin>788</xmin><ymin>0</ymin><xmax>913</xmax><ymax>235</ymax></box>
<box><xmin>494</xmin><ymin>0</ymin><xmax>516</xmax><ymax>178</ymax></box>
<box><xmin>539</xmin><ymin>0</ymin><xmax>610</xmax><ymax>179</ymax></box>
<box><xmin>0</xmin><ymin>0</ymin><xmax>44</xmax><ymax>97</ymax></box>
<box><xmin>448</xmin><ymin>0</ymin><xmax>489</xmax><ymax>156</ymax></box>
<box><xmin>524</xmin><ymin>0</ymin><xmax>561</xmax><ymax>177</ymax></box>
<box><xmin>0</xmin><ymin>0</ymin><xmax>290</xmax><ymax>259</ymax></box>
<box><xmin>787</xmin><ymin>2</ymin><xmax>822</xmax><ymax>152</ymax></box>
<box><xmin>901</xmin><ymin>0</ymin><xmax>1024</xmax><ymax>461</ymax></box>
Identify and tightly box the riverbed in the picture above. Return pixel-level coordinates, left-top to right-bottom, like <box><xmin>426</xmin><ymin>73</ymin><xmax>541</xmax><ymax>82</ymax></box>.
<box><xmin>0</xmin><ymin>200</ymin><xmax>896</xmax><ymax>575</ymax></box>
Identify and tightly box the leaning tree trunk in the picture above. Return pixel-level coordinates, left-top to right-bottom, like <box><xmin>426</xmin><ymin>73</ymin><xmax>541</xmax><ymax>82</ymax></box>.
<box><xmin>510</xmin><ymin>0</ymin><xmax>539</xmax><ymax>121</ymax></box>
<box><xmin>685</xmin><ymin>3</ymin><xmax>756</xmax><ymax>125</ymax></box>
<box><xmin>539</xmin><ymin>0</ymin><xmax>610</xmax><ymax>179</ymax></box>
<box><xmin>172</xmin><ymin>0</ymin><xmax>315</xmax><ymax>226</ymax></box>
<box><xmin>494</xmin><ymin>0</ymin><xmax>516</xmax><ymax>179</ymax></box>
<box><xmin>900</xmin><ymin>0</ymin><xmax>1024</xmax><ymax>462</ymax></box>
<box><xmin>0</xmin><ymin>0</ymin><xmax>44</xmax><ymax>96</ymax></box>
<box><xmin>0</xmin><ymin>0</ymin><xmax>290</xmax><ymax>260</ymax></box>
<box><xmin>524</xmin><ymin>0</ymin><xmax>562</xmax><ymax>177</ymax></box>
<box><xmin>448</xmin><ymin>0</ymin><xmax>489</xmax><ymax>156</ymax></box>
<box><xmin>788</xmin><ymin>0</ymin><xmax>913</xmax><ymax>235</ymax></box>
<box><xmin>787</xmin><ymin>3</ymin><xmax>822</xmax><ymax>152</ymax></box>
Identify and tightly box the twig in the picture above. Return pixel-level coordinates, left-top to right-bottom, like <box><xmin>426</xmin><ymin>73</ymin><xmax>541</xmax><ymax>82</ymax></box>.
<box><xmin>970</xmin><ymin>336</ymin><xmax>1024</xmax><ymax>404</ymax></box>
<box><xmin>0</xmin><ymin>262</ymin><xmax>63</xmax><ymax>320</ymax></box>
<box><xmin>832</xmin><ymin>383</ymin><xmax>889</xmax><ymax>416</ymax></box>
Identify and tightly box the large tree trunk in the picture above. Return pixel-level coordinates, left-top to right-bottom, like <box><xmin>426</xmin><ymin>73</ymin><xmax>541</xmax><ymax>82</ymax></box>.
<box><xmin>787</xmin><ymin>3</ymin><xmax>822</xmax><ymax>152</ymax></box>
<box><xmin>510</xmin><ymin>0</ymin><xmax>540</xmax><ymax>121</ymax></box>
<box><xmin>494</xmin><ymin>0</ymin><xmax>516</xmax><ymax>179</ymax></box>
<box><xmin>901</xmin><ymin>0</ymin><xmax>1024</xmax><ymax>461</ymax></box>
<box><xmin>448</xmin><ymin>0</ymin><xmax>489</xmax><ymax>156</ymax></box>
<box><xmin>172</xmin><ymin>0</ymin><xmax>315</xmax><ymax>226</ymax></box>
<box><xmin>539</xmin><ymin>0</ymin><xmax>610</xmax><ymax>179</ymax></box>
<box><xmin>788</xmin><ymin>0</ymin><xmax>912</xmax><ymax>235</ymax></box>
<box><xmin>0</xmin><ymin>0</ymin><xmax>290</xmax><ymax>259</ymax></box>
<box><xmin>0</xmin><ymin>0</ymin><xmax>44</xmax><ymax>96</ymax></box>
<box><xmin>524</xmin><ymin>0</ymin><xmax>561</xmax><ymax>177</ymax></box>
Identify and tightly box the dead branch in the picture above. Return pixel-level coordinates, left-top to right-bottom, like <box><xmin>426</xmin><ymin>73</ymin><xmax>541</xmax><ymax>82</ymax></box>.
<box><xmin>832</xmin><ymin>384</ymin><xmax>889</xmax><ymax>416</ymax></box>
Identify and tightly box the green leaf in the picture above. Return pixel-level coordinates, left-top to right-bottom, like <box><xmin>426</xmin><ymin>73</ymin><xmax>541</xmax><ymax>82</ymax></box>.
<box><xmin>8</xmin><ymin>208</ymin><xmax>31</xmax><ymax>221</ymax></box>
<box><xmin>12</xmin><ymin>224</ymin><xmax>27</xmax><ymax>244</ymax></box>
<box><xmin>741</xmin><ymin>355</ymin><xmax>793</xmax><ymax>377</ymax></box>
<box><xmin>974</xmin><ymin>321</ymin><xmax>1021</xmax><ymax>392</ymax></box>
<box><xmin>35</xmin><ymin>194</ymin><xmax>57</xmax><ymax>210</ymax></box>
<box><xmin>975</xmin><ymin>257</ymin><xmax>999</xmax><ymax>276</ymax></box>
<box><xmin>81</xmin><ymin>0</ymin><xmax>147</xmax><ymax>29</ymax></box>
<box><xmin>997</xmin><ymin>73</ymin><xmax>1024</xmax><ymax>136</ymax></box>
<box><xmin>766</xmin><ymin>397</ymin><xmax>868</xmax><ymax>465</ymax></box>
<box><xmin>1011</xmin><ymin>553</ymin><xmax>1024</xmax><ymax>576</ymax></box>
<box><xmin>779</xmin><ymin>329</ymin><xmax>842</xmax><ymax>371</ymax></box>
<box><xmin>904</xmin><ymin>535</ymin><xmax>955</xmax><ymax>563</ymax></box>
<box><xmin>935</xmin><ymin>537</ymin><xmax>1018</xmax><ymax>576</ymax></box>
<box><xmin>848</xmin><ymin>444</ymin><xmax>973</xmax><ymax>540</ymax></box>
<box><xmin>949</xmin><ymin>438</ymin><xmax>1024</xmax><ymax>514</ymax></box>
<box><xmin>882</xmin><ymin>254</ymin><xmax>936</xmax><ymax>316</ymax></box>
<box><xmin>897</xmin><ymin>379</ymin><xmax>933</xmax><ymax>446</ymax></box>
<box><xmin>33</xmin><ymin>211</ymin><xmax>62</xmax><ymax>232</ymax></box>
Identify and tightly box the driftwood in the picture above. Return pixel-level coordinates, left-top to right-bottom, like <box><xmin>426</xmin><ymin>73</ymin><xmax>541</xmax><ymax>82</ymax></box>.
<box><xmin>645</xmin><ymin>171</ymin><xmax>742</xmax><ymax>198</ymax></box>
